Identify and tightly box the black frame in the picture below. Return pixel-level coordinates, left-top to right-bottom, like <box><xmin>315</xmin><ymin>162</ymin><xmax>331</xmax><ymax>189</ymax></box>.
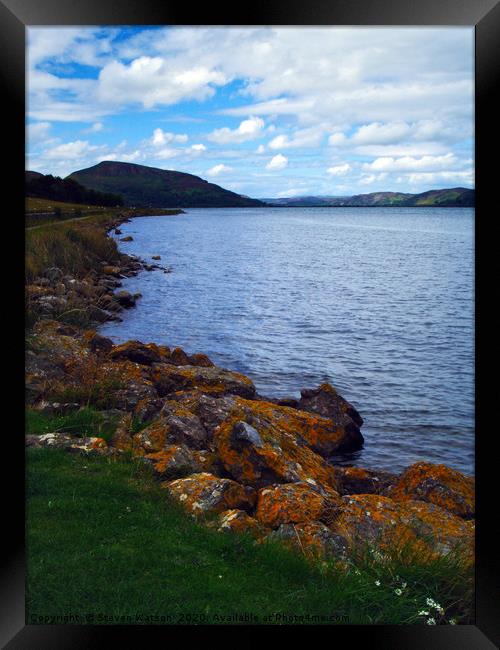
<box><xmin>4</xmin><ymin>0</ymin><xmax>499</xmax><ymax>646</ymax></box>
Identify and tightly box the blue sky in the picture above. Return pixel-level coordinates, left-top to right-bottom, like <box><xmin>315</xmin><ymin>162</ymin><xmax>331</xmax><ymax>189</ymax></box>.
<box><xmin>27</xmin><ymin>26</ymin><xmax>474</xmax><ymax>198</ymax></box>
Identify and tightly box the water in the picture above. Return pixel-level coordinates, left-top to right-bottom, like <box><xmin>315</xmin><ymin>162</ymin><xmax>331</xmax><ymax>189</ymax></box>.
<box><xmin>100</xmin><ymin>207</ymin><xmax>474</xmax><ymax>475</ymax></box>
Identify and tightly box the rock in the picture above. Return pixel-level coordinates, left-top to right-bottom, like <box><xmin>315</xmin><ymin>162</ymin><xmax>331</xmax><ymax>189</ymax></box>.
<box><xmin>170</xmin><ymin>347</ymin><xmax>190</xmax><ymax>366</ymax></box>
<box><xmin>102</xmin><ymin>265</ymin><xmax>122</xmax><ymax>277</ymax></box>
<box><xmin>216</xmin><ymin>509</ymin><xmax>264</xmax><ymax>538</ymax></box>
<box><xmin>150</xmin><ymin>364</ymin><xmax>256</xmax><ymax>399</ymax></box>
<box><xmin>31</xmin><ymin>400</ymin><xmax>80</xmax><ymax>415</ymax></box>
<box><xmin>87</xmin><ymin>305</ymin><xmax>113</xmax><ymax>323</ymax></box>
<box><xmin>44</xmin><ymin>267</ymin><xmax>63</xmax><ymax>283</ymax></box>
<box><xmin>114</xmin><ymin>228</ymin><xmax>122</xmax><ymax>235</ymax></box>
<box><xmin>114</xmin><ymin>291</ymin><xmax>137</xmax><ymax>308</ymax></box>
<box><xmin>187</xmin><ymin>353</ymin><xmax>214</xmax><ymax>367</ymax></box>
<box><xmin>330</xmin><ymin>493</ymin><xmax>474</xmax><ymax>563</ymax></box>
<box><xmin>214</xmin><ymin>398</ymin><xmax>339</xmax><ymax>489</ymax></box>
<box><xmin>298</xmin><ymin>383</ymin><xmax>364</xmax><ymax>452</ymax></box>
<box><xmin>143</xmin><ymin>445</ymin><xmax>201</xmax><ymax>479</ymax></box>
<box><xmin>152</xmin><ymin>255</ymin><xmax>161</xmax><ymax>260</ymax></box>
<box><xmin>336</xmin><ymin>466</ymin><xmax>398</xmax><ymax>496</ymax></box>
<box><xmin>267</xmin><ymin>522</ymin><xmax>348</xmax><ymax>559</ymax></box>
<box><xmin>163</xmin><ymin>473</ymin><xmax>256</xmax><ymax>515</ymax></box>
<box><xmin>256</xmin><ymin>483</ymin><xmax>342</xmax><ymax>528</ymax></box>
<box><xmin>109</xmin><ymin>341</ymin><xmax>162</xmax><ymax>365</ymax></box>
<box><xmin>387</xmin><ymin>462</ymin><xmax>475</xmax><ymax>519</ymax></box>
<box><xmin>232</xmin><ymin>421</ymin><xmax>264</xmax><ymax>447</ymax></box>
<box><xmin>25</xmin><ymin>432</ymin><xmax>108</xmax><ymax>454</ymax></box>
<box><xmin>120</xmin><ymin>236</ymin><xmax>134</xmax><ymax>242</ymax></box>
<box><xmin>134</xmin><ymin>400</ymin><xmax>209</xmax><ymax>452</ymax></box>
<box><xmin>84</xmin><ymin>331</ymin><xmax>114</xmax><ymax>354</ymax></box>
<box><xmin>133</xmin><ymin>397</ymin><xmax>164</xmax><ymax>423</ymax></box>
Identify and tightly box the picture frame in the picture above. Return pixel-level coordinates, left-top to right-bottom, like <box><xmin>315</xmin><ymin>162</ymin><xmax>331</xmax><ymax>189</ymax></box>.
<box><xmin>3</xmin><ymin>0</ymin><xmax>498</xmax><ymax>645</ymax></box>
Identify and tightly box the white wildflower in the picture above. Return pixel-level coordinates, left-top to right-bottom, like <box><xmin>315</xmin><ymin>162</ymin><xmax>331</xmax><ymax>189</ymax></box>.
<box><xmin>449</xmin><ymin>618</ymin><xmax>457</xmax><ymax>625</ymax></box>
<box><xmin>426</xmin><ymin>618</ymin><xmax>436</xmax><ymax>625</ymax></box>
<box><xmin>418</xmin><ymin>610</ymin><xmax>430</xmax><ymax>616</ymax></box>
<box><xmin>395</xmin><ymin>588</ymin><xmax>403</xmax><ymax>596</ymax></box>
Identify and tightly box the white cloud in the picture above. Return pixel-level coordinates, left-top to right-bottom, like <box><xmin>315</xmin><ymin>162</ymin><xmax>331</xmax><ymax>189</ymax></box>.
<box><xmin>266</xmin><ymin>154</ymin><xmax>288</xmax><ymax>170</ymax></box>
<box><xmin>191</xmin><ymin>143</ymin><xmax>206</xmax><ymax>152</ymax></box>
<box><xmin>268</xmin><ymin>126</ymin><xmax>323</xmax><ymax>149</ymax></box>
<box><xmin>327</xmin><ymin>163</ymin><xmax>351</xmax><ymax>176</ymax></box>
<box><xmin>352</xmin><ymin>121</ymin><xmax>412</xmax><ymax>145</ymax></box>
<box><xmin>151</xmin><ymin>128</ymin><xmax>189</xmax><ymax>146</ymax></box>
<box><xmin>44</xmin><ymin>140</ymin><xmax>102</xmax><ymax>160</ymax></box>
<box><xmin>207</xmin><ymin>116</ymin><xmax>265</xmax><ymax>144</ymax></box>
<box><xmin>256</xmin><ymin>144</ymin><xmax>266</xmax><ymax>154</ymax></box>
<box><xmin>328</xmin><ymin>132</ymin><xmax>347</xmax><ymax>146</ymax></box>
<box><xmin>27</xmin><ymin>122</ymin><xmax>52</xmax><ymax>144</ymax></box>
<box><xmin>363</xmin><ymin>153</ymin><xmax>458</xmax><ymax>173</ymax></box>
<box><xmin>97</xmin><ymin>57</ymin><xmax>227</xmax><ymax>108</ymax></box>
<box><xmin>87</xmin><ymin>122</ymin><xmax>104</xmax><ymax>133</ymax></box>
<box><xmin>207</xmin><ymin>163</ymin><xmax>232</xmax><ymax>176</ymax></box>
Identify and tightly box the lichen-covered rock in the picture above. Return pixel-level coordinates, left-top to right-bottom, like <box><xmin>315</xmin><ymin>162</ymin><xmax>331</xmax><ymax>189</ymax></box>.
<box><xmin>331</xmin><ymin>494</ymin><xmax>474</xmax><ymax>563</ymax></box>
<box><xmin>256</xmin><ymin>482</ymin><xmax>343</xmax><ymax>528</ymax></box>
<box><xmin>133</xmin><ymin>397</ymin><xmax>164</xmax><ymax>423</ymax></box>
<box><xmin>25</xmin><ymin>432</ymin><xmax>108</xmax><ymax>453</ymax></box>
<box><xmin>213</xmin><ymin>397</ymin><xmax>341</xmax><ymax>489</ymax></box>
<box><xmin>150</xmin><ymin>364</ymin><xmax>256</xmax><ymax>399</ymax></box>
<box><xmin>143</xmin><ymin>444</ymin><xmax>201</xmax><ymax>478</ymax></box>
<box><xmin>109</xmin><ymin>340</ymin><xmax>162</xmax><ymax>365</ymax></box>
<box><xmin>188</xmin><ymin>353</ymin><xmax>214</xmax><ymax>367</ymax></box>
<box><xmin>267</xmin><ymin>522</ymin><xmax>348</xmax><ymax>559</ymax></box>
<box><xmin>216</xmin><ymin>509</ymin><xmax>265</xmax><ymax>538</ymax></box>
<box><xmin>163</xmin><ymin>473</ymin><xmax>256</xmax><ymax>515</ymax></box>
<box><xmin>170</xmin><ymin>347</ymin><xmax>190</xmax><ymax>366</ymax></box>
<box><xmin>133</xmin><ymin>400</ymin><xmax>209</xmax><ymax>452</ymax></box>
<box><xmin>387</xmin><ymin>462</ymin><xmax>474</xmax><ymax>519</ymax></box>
<box><xmin>335</xmin><ymin>466</ymin><xmax>398</xmax><ymax>496</ymax></box>
<box><xmin>298</xmin><ymin>383</ymin><xmax>364</xmax><ymax>452</ymax></box>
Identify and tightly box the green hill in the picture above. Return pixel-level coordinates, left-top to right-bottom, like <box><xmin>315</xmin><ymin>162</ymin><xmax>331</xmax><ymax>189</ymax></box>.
<box><xmin>68</xmin><ymin>161</ymin><xmax>265</xmax><ymax>208</ymax></box>
<box><xmin>26</xmin><ymin>171</ymin><xmax>124</xmax><ymax>207</ymax></box>
<box><xmin>263</xmin><ymin>187</ymin><xmax>474</xmax><ymax>208</ymax></box>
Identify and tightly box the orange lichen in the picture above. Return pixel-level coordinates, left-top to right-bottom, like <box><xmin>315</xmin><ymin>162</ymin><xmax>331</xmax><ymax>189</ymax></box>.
<box><xmin>388</xmin><ymin>461</ymin><xmax>474</xmax><ymax>519</ymax></box>
<box><xmin>216</xmin><ymin>509</ymin><xmax>264</xmax><ymax>538</ymax></box>
<box><xmin>256</xmin><ymin>483</ymin><xmax>342</xmax><ymax>528</ymax></box>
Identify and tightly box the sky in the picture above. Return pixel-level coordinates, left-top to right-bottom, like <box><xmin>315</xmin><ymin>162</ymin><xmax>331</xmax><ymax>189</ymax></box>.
<box><xmin>27</xmin><ymin>26</ymin><xmax>474</xmax><ymax>198</ymax></box>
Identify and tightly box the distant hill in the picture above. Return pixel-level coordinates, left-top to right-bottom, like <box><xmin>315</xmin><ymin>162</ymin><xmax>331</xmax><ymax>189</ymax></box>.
<box><xmin>263</xmin><ymin>187</ymin><xmax>475</xmax><ymax>208</ymax></box>
<box><xmin>26</xmin><ymin>171</ymin><xmax>124</xmax><ymax>207</ymax></box>
<box><xmin>68</xmin><ymin>161</ymin><xmax>265</xmax><ymax>208</ymax></box>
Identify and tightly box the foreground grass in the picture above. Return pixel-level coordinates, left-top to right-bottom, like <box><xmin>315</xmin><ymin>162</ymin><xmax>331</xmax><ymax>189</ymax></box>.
<box><xmin>26</xmin><ymin>449</ymin><xmax>473</xmax><ymax>625</ymax></box>
<box><xmin>25</xmin><ymin>407</ymin><xmax>120</xmax><ymax>443</ymax></box>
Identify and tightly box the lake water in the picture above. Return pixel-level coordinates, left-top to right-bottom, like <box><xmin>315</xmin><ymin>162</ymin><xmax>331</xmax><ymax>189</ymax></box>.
<box><xmin>100</xmin><ymin>207</ymin><xmax>474</xmax><ymax>476</ymax></box>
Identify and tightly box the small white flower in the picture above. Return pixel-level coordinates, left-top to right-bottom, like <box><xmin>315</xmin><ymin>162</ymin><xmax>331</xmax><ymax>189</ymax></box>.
<box><xmin>427</xmin><ymin>618</ymin><xmax>436</xmax><ymax>625</ymax></box>
<box><xmin>218</xmin><ymin>575</ymin><xmax>222</xmax><ymax>579</ymax></box>
<box><xmin>418</xmin><ymin>610</ymin><xmax>430</xmax><ymax>616</ymax></box>
<box><xmin>449</xmin><ymin>618</ymin><xmax>457</xmax><ymax>625</ymax></box>
<box><xmin>394</xmin><ymin>588</ymin><xmax>403</xmax><ymax>596</ymax></box>
<box><xmin>375</xmin><ymin>580</ymin><xmax>381</xmax><ymax>586</ymax></box>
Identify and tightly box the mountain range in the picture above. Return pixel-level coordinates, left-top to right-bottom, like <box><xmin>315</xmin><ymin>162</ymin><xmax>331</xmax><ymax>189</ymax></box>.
<box><xmin>262</xmin><ymin>188</ymin><xmax>475</xmax><ymax>208</ymax></box>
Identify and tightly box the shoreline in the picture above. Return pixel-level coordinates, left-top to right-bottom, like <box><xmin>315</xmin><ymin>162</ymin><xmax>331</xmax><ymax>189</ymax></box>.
<box><xmin>25</xmin><ymin>208</ymin><xmax>475</xmax><ymax>568</ymax></box>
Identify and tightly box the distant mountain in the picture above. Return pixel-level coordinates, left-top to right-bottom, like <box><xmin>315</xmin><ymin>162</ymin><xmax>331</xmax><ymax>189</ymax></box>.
<box><xmin>68</xmin><ymin>161</ymin><xmax>265</xmax><ymax>208</ymax></box>
<box><xmin>25</xmin><ymin>171</ymin><xmax>124</xmax><ymax>207</ymax></box>
<box><xmin>262</xmin><ymin>187</ymin><xmax>475</xmax><ymax>208</ymax></box>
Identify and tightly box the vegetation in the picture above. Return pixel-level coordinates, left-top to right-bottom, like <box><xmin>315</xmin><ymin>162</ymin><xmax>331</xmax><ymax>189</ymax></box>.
<box><xmin>26</xmin><ymin>171</ymin><xmax>124</xmax><ymax>207</ymax></box>
<box><xmin>68</xmin><ymin>160</ymin><xmax>265</xmax><ymax>208</ymax></box>
<box><xmin>263</xmin><ymin>187</ymin><xmax>475</xmax><ymax>208</ymax></box>
<box><xmin>26</xmin><ymin>407</ymin><xmax>120</xmax><ymax>443</ymax></box>
<box><xmin>26</xmin><ymin>449</ymin><xmax>473</xmax><ymax>625</ymax></box>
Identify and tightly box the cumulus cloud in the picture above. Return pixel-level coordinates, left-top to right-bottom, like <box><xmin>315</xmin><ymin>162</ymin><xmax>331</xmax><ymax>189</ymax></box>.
<box><xmin>207</xmin><ymin>117</ymin><xmax>265</xmax><ymax>144</ymax></box>
<box><xmin>207</xmin><ymin>163</ymin><xmax>232</xmax><ymax>176</ymax></box>
<box><xmin>44</xmin><ymin>139</ymin><xmax>103</xmax><ymax>160</ymax></box>
<box><xmin>363</xmin><ymin>153</ymin><xmax>459</xmax><ymax>173</ymax></box>
<box><xmin>327</xmin><ymin>163</ymin><xmax>351</xmax><ymax>176</ymax></box>
<box><xmin>151</xmin><ymin>128</ymin><xmax>189</xmax><ymax>146</ymax></box>
<box><xmin>266</xmin><ymin>154</ymin><xmax>288</xmax><ymax>170</ymax></box>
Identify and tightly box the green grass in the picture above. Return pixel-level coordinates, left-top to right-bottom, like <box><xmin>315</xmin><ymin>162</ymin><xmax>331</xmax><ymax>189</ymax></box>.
<box><xmin>26</xmin><ymin>449</ymin><xmax>474</xmax><ymax>625</ymax></box>
<box><xmin>26</xmin><ymin>407</ymin><xmax>120</xmax><ymax>443</ymax></box>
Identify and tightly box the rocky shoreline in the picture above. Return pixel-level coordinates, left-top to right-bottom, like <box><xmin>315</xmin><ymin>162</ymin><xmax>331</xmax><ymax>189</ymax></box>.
<box><xmin>25</xmin><ymin>211</ymin><xmax>475</xmax><ymax>566</ymax></box>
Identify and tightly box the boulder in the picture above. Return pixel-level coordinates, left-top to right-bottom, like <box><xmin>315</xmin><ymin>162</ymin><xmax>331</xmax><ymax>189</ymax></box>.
<box><xmin>102</xmin><ymin>265</ymin><xmax>122</xmax><ymax>276</ymax></box>
<box><xmin>120</xmin><ymin>236</ymin><xmax>133</xmax><ymax>242</ymax></box>
<box><xmin>84</xmin><ymin>331</ymin><xmax>113</xmax><ymax>354</ymax></box>
<box><xmin>143</xmin><ymin>444</ymin><xmax>201</xmax><ymax>479</ymax></box>
<box><xmin>170</xmin><ymin>347</ymin><xmax>190</xmax><ymax>366</ymax></box>
<box><xmin>109</xmin><ymin>341</ymin><xmax>162</xmax><ymax>365</ymax></box>
<box><xmin>163</xmin><ymin>473</ymin><xmax>256</xmax><ymax>515</ymax></box>
<box><xmin>188</xmin><ymin>353</ymin><xmax>214</xmax><ymax>367</ymax></box>
<box><xmin>267</xmin><ymin>522</ymin><xmax>348</xmax><ymax>559</ymax></box>
<box><xmin>216</xmin><ymin>509</ymin><xmax>264</xmax><ymax>538</ymax></box>
<box><xmin>114</xmin><ymin>291</ymin><xmax>137</xmax><ymax>308</ymax></box>
<box><xmin>133</xmin><ymin>400</ymin><xmax>209</xmax><ymax>452</ymax></box>
<box><xmin>256</xmin><ymin>482</ymin><xmax>343</xmax><ymax>528</ymax></box>
<box><xmin>330</xmin><ymin>493</ymin><xmax>474</xmax><ymax>563</ymax></box>
<box><xmin>387</xmin><ymin>461</ymin><xmax>474</xmax><ymax>519</ymax></box>
<box><xmin>150</xmin><ymin>364</ymin><xmax>256</xmax><ymax>399</ymax></box>
<box><xmin>335</xmin><ymin>466</ymin><xmax>398</xmax><ymax>496</ymax></box>
<box><xmin>298</xmin><ymin>383</ymin><xmax>364</xmax><ymax>452</ymax></box>
<box><xmin>214</xmin><ymin>398</ymin><xmax>340</xmax><ymax>489</ymax></box>
<box><xmin>152</xmin><ymin>255</ymin><xmax>161</xmax><ymax>260</ymax></box>
<box><xmin>25</xmin><ymin>432</ymin><xmax>108</xmax><ymax>453</ymax></box>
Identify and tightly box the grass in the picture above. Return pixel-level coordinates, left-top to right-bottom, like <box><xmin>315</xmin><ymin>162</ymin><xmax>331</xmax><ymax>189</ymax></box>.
<box><xmin>26</xmin><ymin>449</ymin><xmax>474</xmax><ymax>625</ymax></box>
<box><xmin>26</xmin><ymin>407</ymin><xmax>120</xmax><ymax>443</ymax></box>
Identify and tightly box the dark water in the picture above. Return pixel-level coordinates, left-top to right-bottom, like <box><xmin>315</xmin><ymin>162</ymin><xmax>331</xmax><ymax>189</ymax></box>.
<box><xmin>100</xmin><ymin>207</ymin><xmax>474</xmax><ymax>475</ymax></box>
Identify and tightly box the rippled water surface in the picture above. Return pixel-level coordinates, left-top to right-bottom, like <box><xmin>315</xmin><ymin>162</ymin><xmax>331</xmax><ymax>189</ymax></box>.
<box><xmin>101</xmin><ymin>207</ymin><xmax>474</xmax><ymax>475</ymax></box>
